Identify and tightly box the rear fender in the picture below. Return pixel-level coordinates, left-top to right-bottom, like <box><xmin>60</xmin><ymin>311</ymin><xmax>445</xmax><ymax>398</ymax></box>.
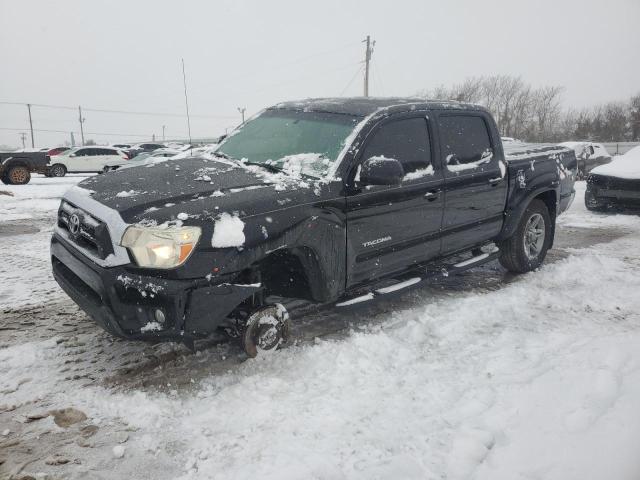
<box><xmin>497</xmin><ymin>186</ymin><xmax>559</xmax><ymax>243</ymax></box>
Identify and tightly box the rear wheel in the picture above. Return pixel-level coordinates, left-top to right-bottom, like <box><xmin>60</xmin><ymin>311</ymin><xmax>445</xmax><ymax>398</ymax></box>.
<box><xmin>241</xmin><ymin>304</ymin><xmax>291</xmax><ymax>358</ymax></box>
<box><xmin>6</xmin><ymin>165</ymin><xmax>31</xmax><ymax>185</ymax></box>
<box><xmin>499</xmin><ymin>199</ymin><xmax>552</xmax><ymax>273</ymax></box>
<box><xmin>50</xmin><ymin>164</ymin><xmax>67</xmax><ymax>177</ymax></box>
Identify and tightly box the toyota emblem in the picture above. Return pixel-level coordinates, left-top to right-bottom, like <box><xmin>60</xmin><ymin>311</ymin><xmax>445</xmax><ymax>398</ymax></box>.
<box><xmin>69</xmin><ymin>213</ymin><xmax>81</xmax><ymax>236</ymax></box>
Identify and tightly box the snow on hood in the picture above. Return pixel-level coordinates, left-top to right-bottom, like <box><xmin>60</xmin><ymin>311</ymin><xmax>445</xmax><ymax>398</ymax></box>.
<box><xmin>591</xmin><ymin>148</ymin><xmax>640</xmax><ymax>179</ymax></box>
<box><xmin>75</xmin><ymin>156</ymin><xmax>331</xmax><ymax>224</ymax></box>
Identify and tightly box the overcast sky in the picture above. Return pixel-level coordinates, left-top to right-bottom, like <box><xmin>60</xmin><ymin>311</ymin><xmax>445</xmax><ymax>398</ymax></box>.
<box><xmin>1</xmin><ymin>0</ymin><xmax>639</xmax><ymax>148</ymax></box>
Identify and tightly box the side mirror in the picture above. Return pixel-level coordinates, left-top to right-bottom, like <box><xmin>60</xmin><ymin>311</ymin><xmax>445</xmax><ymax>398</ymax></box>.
<box><xmin>360</xmin><ymin>157</ymin><xmax>404</xmax><ymax>186</ymax></box>
<box><xmin>69</xmin><ymin>153</ymin><xmax>76</xmax><ymax>157</ymax></box>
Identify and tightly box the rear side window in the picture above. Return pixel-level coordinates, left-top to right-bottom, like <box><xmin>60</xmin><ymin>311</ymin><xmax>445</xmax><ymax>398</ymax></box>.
<box><xmin>361</xmin><ymin>117</ymin><xmax>431</xmax><ymax>175</ymax></box>
<box><xmin>438</xmin><ymin>115</ymin><xmax>492</xmax><ymax>166</ymax></box>
<box><xmin>98</xmin><ymin>148</ymin><xmax>117</xmax><ymax>155</ymax></box>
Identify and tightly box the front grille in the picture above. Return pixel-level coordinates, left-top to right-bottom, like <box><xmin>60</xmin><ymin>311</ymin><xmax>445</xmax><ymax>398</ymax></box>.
<box><xmin>58</xmin><ymin>201</ymin><xmax>114</xmax><ymax>260</ymax></box>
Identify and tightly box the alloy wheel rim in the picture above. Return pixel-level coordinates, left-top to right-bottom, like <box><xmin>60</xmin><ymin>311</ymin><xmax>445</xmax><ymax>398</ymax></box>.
<box><xmin>10</xmin><ymin>168</ymin><xmax>27</xmax><ymax>183</ymax></box>
<box><xmin>524</xmin><ymin>213</ymin><xmax>545</xmax><ymax>260</ymax></box>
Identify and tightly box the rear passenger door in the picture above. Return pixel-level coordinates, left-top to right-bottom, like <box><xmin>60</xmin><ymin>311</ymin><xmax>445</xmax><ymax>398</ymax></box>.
<box><xmin>437</xmin><ymin>112</ymin><xmax>508</xmax><ymax>254</ymax></box>
<box><xmin>346</xmin><ymin>114</ymin><xmax>444</xmax><ymax>287</ymax></box>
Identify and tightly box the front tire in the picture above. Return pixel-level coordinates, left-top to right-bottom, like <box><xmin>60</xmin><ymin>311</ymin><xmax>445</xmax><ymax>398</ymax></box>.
<box><xmin>6</xmin><ymin>165</ymin><xmax>31</xmax><ymax>185</ymax></box>
<box><xmin>499</xmin><ymin>199</ymin><xmax>552</xmax><ymax>273</ymax></box>
<box><xmin>50</xmin><ymin>164</ymin><xmax>67</xmax><ymax>177</ymax></box>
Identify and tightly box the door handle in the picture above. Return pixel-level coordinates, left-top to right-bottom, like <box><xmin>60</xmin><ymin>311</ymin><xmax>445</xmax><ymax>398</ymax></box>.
<box><xmin>424</xmin><ymin>189</ymin><xmax>440</xmax><ymax>201</ymax></box>
<box><xmin>489</xmin><ymin>177</ymin><xmax>503</xmax><ymax>186</ymax></box>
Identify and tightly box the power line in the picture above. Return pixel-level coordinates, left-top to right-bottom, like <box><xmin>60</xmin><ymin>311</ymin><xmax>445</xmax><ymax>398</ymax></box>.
<box><xmin>0</xmin><ymin>127</ymin><xmax>153</xmax><ymax>138</ymax></box>
<box><xmin>339</xmin><ymin>65</ymin><xmax>365</xmax><ymax>97</ymax></box>
<box><xmin>0</xmin><ymin>101</ymin><xmax>236</xmax><ymax>119</ymax></box>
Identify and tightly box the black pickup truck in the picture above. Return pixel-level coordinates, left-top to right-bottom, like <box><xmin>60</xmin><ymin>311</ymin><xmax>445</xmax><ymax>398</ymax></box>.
<box><xmin>0</xmin><ymin>151</ymin><xmax>50</xmax><ymax>184</ymax></box>
<box><xmin>51</xmin><ymin>98</ymin><xmax>576</xmax><ymax>355</ymax></box>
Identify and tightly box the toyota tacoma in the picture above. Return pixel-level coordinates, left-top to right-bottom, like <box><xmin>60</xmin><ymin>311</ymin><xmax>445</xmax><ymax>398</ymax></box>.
<box><xmin>51</xmin><ymin>98</ymin><xmax>577</xmax><ymax>356</ymax></box>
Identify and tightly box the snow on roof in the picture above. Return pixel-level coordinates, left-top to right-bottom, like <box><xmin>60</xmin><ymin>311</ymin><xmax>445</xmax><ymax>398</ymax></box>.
<box><xmin>271</xmin><ymin>97</ymin><xmax>485</xmax><ymax>117</ymax></box>
<box><xmin>590</xmin><ymin>147</ymin><xmax>640</xmax><ymax>179</ymax></box>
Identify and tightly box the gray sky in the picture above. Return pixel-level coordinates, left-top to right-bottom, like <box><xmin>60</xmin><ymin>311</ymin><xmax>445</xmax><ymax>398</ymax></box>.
<box><xmin>1</xmin><ymin>0</ymin><xmax>639</xmax><ymax>148</ymax></box>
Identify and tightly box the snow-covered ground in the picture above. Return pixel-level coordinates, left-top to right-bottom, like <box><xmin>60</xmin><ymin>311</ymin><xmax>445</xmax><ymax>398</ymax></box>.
<box><xmin>1</xmin><ymin>181</ymin><xmax>640</xmax><ymax>479</ymax></box>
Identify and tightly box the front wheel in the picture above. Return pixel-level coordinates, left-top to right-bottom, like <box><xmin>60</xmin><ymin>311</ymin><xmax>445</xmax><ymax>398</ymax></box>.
<box><xmin>6</xmin><ymin>165</ymin><xmax>31</xmax><ymax>185</ymax></box>
<box><xmin>499</xmin><ymin>199</ymin><xmax>552</xmax><ymax>273</ymax></box>
<box><xmin>241</xmin><ymin>304</ymin><xmax>291</xmax><ymax>358</ymax></box>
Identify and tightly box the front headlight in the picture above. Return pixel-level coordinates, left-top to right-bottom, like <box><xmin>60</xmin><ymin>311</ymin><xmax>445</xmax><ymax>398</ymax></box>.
<box><xmin>121</xmin><ymin>225</ymin><xmax>201</xmax><ymax>269</ymax></box>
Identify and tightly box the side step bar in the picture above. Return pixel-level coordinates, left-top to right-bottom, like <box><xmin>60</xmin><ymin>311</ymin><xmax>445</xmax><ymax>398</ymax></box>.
<box><xmin>335</xmin><ymin>247</ymin><xmax>500</xmax><ymax>308</ymax></box>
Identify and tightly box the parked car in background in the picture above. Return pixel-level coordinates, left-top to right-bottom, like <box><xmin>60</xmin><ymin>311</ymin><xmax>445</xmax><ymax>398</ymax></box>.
<box><xmin>112</xmin><ymin>143</ymin><xmax>132</xmax><ymax>150</ymax></box>
<box><xmin>558</xmin><ymin>141</ymin><xmax>611</xmax><ymax>179</ymax></box>
<box><xmin>47</xmin><ymin>146</ymin><xmax>71</xmax><ymax>157</ymax></box>
<box><xmin>0</xmin><ymin>150</ymin><xmax>50</xmax><ymax>184</ymax></box>
<box><xmin>126</xmin><ymin>143</ymin><xmax>166</xmax><ymax>158</ymax></box>
<box><xmin>51</xmin><ymin>97</ymin><xmax>576</xmax><ymax>355</ymax></box>
<box><xmin>116</xmin><ymin>149</ymin><xmax>181</xmax><ymax>170</ymax></box>
<box><xmin>586</xmin><ymin>146</ymin><xmax>640</xmax><ymax>211</ymax></box>
<box><xmin>48</xmin><ymin>146</ymin><xmax>128</xmax><ymax>176</ymax></box>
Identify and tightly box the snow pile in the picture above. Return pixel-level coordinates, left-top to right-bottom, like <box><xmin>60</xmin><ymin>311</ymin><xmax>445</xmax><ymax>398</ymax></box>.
<box><xmin>0</xmin><ymin>175</ymin><xmax>89</xmax><ymax>222</ymax></box>
<box><xmin>591</xmin><ymin>147</ymin><xmax>640</xmax><ymax>179</ymax></box>
<box><xmin>279</xmin><ymin>153</ymin><xmax>331</xmax><ymax>178</ymax></box>
<box><xmin>211</xmin><ymin>213</ymin><xmax>245</xmax><ymax>248</ymax></box>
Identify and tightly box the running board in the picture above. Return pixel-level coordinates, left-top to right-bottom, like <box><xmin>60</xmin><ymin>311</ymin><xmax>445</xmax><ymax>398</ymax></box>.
<box><xmin>335</xmin><ymin>247</ymin><xmax>500</xmax><ymax>308</ymax></box>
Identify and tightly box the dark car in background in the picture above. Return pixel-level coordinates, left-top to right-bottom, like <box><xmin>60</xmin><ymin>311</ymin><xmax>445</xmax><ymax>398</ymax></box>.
<box><xmin>0</xmin><ymin>151</ymin><xmax>50</xmax><ymax>184</ymax></box>
<box><xmin>586</xmin><ymin>146</ymin><xmax>640</xmax><ymax>211</ymax></box>
<box><xmin>47</xmin><ymin>146</ymin><xmax>71</xmax><ymax>157</ymax></box>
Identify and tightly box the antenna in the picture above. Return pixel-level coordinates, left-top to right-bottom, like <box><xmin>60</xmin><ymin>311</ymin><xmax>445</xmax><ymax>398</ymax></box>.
<box><xmin>181</xmin><ymin>58</ymin><xmax>193</xmax><ymax>147</ymax></box>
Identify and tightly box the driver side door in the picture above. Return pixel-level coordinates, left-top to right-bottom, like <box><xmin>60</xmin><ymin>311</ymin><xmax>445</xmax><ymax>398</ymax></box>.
<box><xmin>345</xmin><ymin>114</ymin><xmax>445</xmax><ymax>288</ymax></box>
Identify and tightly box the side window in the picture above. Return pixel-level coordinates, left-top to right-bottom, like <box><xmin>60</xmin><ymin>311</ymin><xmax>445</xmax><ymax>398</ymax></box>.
<box><xmin>75</xmin><ymin>148</ymin><xmax>89</xmax><ymax>157</ymax></box>
<box><xmin>99</xmin><ymin>148</ymin><xmax>116</xmax><ymax>155</ymax></box>
<box><xmin>361</xmin><ymin>117</ymin><xmax>431</xmax><ymax>176</ymax></box>
<box><xmin>438</xmin><ymin>115</ymin><xmax>492</xmax><ymax>169</ymax></box>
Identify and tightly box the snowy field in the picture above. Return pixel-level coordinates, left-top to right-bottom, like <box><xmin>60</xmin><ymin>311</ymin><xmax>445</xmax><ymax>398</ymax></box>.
<box><xmin>1</xmin><ymin>177</ymin><xmax>640</xmax><ymax>480</ymax></box>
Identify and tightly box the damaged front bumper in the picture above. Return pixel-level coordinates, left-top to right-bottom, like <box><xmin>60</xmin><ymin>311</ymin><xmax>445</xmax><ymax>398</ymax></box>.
<box><xmin>51</xmin><ymin>233</ymin><xmax>260</xmax><ymax>341</ymax></box>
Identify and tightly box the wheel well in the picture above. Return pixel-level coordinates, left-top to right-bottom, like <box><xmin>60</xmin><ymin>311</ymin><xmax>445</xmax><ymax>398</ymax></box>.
<box><xmin>5</xmin><ymin>160</ymin><xmax>28</xmax><ymax>170</ymax></box>
<box><xmin>236</xmin><ymin>249</ymin><xmax>317</xmax><ymax>303</ymax></box>
<box><xmin>533</xmin><ymin>190</ymin><xmax>557</xmax><ymax>247</ymax></box>
<box><xmin>533</xmin><ymin>190</ymin><xmax>557</xmax><ymax>220</ymax></box>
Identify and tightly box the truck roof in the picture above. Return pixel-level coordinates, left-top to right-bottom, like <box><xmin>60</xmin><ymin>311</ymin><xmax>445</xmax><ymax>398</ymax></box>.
<box><xmin>270</xmin><ymin>97</ymin><xmax>485</xmax><ymax>117</ymax></box>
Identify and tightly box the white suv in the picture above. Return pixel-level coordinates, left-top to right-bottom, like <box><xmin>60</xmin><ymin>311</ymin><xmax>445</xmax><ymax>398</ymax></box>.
<box><xmin>48</xmin><ymin>146</ymin><xmax>128</xmax><ymax>176</ymax></box>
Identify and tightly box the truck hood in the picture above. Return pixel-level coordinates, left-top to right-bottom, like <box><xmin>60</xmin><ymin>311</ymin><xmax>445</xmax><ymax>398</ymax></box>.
<box><xmin>76</xmin><ymin>156</ymin><xmax>324</xmax><ymax>224</ymax></box>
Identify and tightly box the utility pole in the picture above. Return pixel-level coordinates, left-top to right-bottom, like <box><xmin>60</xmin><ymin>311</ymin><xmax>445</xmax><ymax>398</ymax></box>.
<box><xmin>363</xmin><ymin>35</ymin><xmax>375</xmax><ymax>97</ymax></box>
<box><xmin>27</xmin><ymin>104</ymin><xmax>35</xmax><ymax>147</ymax></box>
<box><xmin>162</xmin><ymin>125</ymin><xmax>166</xmax><ymax>141</ymax></box>
<box><xmin>19</xmin><ymin>132</ymin><xmax>27</xmax><ymax>149</ymax></box>
<box><xmin>237</xmin><ymin>107</ymin><xmax>246</xmax><ymax>124</ymax></box>
<box><xmin>78</xmin><ymin>106</ymin><xmax>85</xmax><ymax>146</ymax></box>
